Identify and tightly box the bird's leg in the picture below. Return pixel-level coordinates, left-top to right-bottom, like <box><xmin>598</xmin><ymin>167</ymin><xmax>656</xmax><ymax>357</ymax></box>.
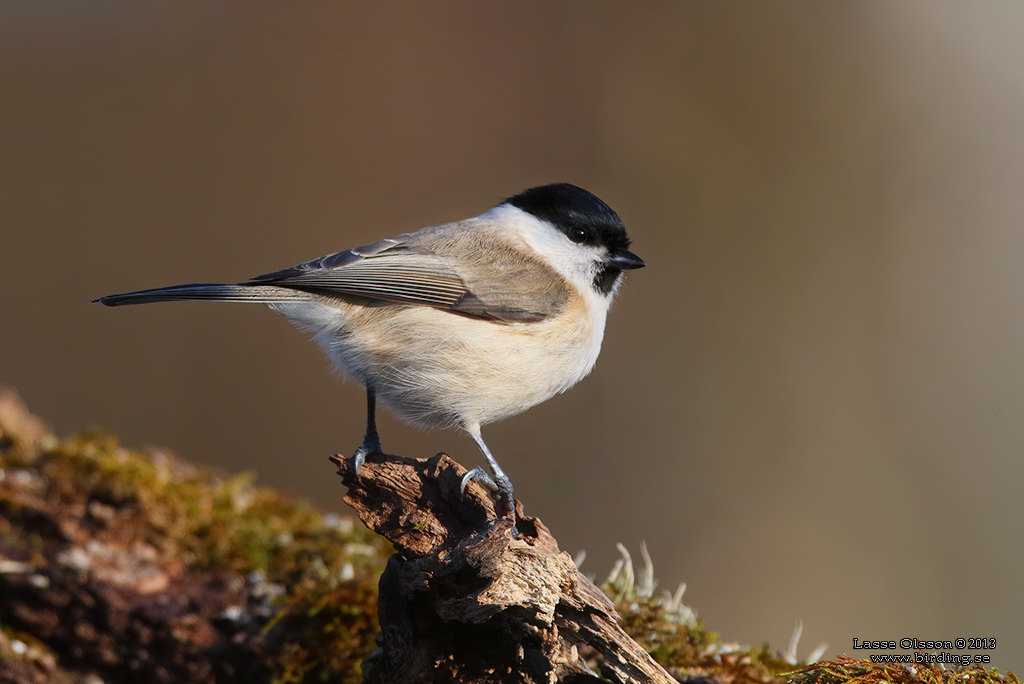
<box><xmin>352</xmin><ymin>386</ymin><xmax>383</xmax><ymax>477</ymax></box>
<box><xmin>459</xmin><ymin>424</ymin><xmax>516</xmax><ymax>520</ymax></box>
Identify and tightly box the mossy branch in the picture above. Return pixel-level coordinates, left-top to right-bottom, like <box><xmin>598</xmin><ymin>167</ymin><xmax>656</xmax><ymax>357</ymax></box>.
<box><xmin>1</xmin><ymin>387</ymin><xmax>1018</xmax><ymax>684</ymax></box>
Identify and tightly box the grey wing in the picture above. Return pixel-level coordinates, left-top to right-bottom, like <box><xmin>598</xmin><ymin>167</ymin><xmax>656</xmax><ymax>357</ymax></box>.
<box><xmin>251</xmin><ymin>237</ymin><xmax>404</xmax><ymax>280</ymax></box>
<box><xmin>250</xmin><ymin>233</ymin><xmax>566</xmax><ymax>323</ymax></box>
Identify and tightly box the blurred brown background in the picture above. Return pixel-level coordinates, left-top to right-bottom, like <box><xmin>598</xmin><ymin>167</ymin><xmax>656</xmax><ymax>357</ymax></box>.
<box><xmin>3</xmin><ymin>0</ymin><xmax>1023</xmax><ymax>671</ymax></box>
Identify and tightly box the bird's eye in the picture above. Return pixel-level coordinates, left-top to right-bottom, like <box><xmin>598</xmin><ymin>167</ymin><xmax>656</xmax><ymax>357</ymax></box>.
<box><xmin>568</xmin><ymin>227</ymin><xmax>587</xmax><ymax>243</ymax></box>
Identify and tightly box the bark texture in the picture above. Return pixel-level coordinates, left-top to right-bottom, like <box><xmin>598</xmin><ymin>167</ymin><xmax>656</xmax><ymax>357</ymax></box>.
<box><xmin>334</xmin><ymin>451</ymin><xmax>677</xmax><ymax>684</ymax></box>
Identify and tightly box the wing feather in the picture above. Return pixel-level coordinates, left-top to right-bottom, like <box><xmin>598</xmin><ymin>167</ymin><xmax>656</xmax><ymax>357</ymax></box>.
<box><xmin>248</xmin><ymin>227</ymin><xmax>568</xmax><ymax>323</ymax></box>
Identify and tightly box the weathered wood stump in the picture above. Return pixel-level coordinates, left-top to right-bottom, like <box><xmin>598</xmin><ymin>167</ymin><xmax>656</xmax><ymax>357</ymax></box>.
<box><xmin>332</xmin><ymin>451</ymin><xmax>677</xmax><ymax>684</ymax></box>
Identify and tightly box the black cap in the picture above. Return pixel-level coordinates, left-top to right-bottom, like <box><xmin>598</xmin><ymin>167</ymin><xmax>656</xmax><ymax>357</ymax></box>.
<box><xmin>504</xmin><ymin>183</ymin><xmax>632</xmax><ymax>254</ymax></box>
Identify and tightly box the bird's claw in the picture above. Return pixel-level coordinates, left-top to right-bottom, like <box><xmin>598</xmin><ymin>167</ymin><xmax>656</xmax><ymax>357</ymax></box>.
<box><xmin>460</xmin><ymin>467</ymin><xmax>516</xmax><ymax>521</ymax></box>
<box><xmin>351</xmin><ymin>438</ymin><xmax>382</xmax><ymax>478</ymax></box>
<box><xmin>460</xmin><ymin>467</ymin><xmax>499</xmax><ymax>495</ymax></box>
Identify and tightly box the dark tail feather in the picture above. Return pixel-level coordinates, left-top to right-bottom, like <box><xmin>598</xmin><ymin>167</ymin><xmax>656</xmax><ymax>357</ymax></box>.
<box><xmin>94</xmin><ymin>283</ymin><xmax>309</xmax><ymax>307</ymax></box>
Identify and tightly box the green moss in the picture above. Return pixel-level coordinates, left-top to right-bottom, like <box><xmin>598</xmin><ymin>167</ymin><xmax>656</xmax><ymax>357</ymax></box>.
<box><xmin>1</xmin><ymin>409</ymin><xmax>391</xmax><ymax>682</ymax></box>
<box><xmin>271</xmin><ymin>576</ymin><xmax>381</xmax><ymax>684</ymax></box>
<box><xmin>616</xmin><ymin>596</ymin><xmax>713</xmax><ymax>667</ymax></box>
<box><xmin>611</xmin><ymin>596</ymin><xmax>793</xmax><ymax>683</ymax></box>
<box><xmin>34</xmin><ymin>428</ymin><xmax>385</xmax><ymax>575</ymax></box>
<box><xmin>7</xmin><ymin>396</ymin><xmax>1017</xmax><ymax>684</ymax></box>
<box><xmin>785</xmin><ymin>656</ymin><xmax>1021</xmax><ymax>684</ymax></box>
<box><xmin>598</xmin><ymin>545</ymin><xmax>799</xmax><ymax>683</ymax></box>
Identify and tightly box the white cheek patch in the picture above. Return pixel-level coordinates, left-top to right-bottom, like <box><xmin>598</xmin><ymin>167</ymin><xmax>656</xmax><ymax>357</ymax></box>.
<box><xmin>483</xmin><ymin>204</ymin><xmax>607</xmax><ymax>300</ymax></box>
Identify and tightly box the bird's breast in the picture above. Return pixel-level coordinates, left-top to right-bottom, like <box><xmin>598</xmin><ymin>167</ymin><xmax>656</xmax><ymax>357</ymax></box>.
<box><xmin>273</xmin><ymin>292</ymin><xmax>607</xmax><ymax>429</ymax></box>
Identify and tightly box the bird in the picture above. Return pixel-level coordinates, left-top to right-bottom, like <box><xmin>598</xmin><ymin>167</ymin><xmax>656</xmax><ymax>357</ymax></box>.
<box><xmin>96</xmin><ymin>183</ymin><xmax>644</xmax><ymax>518</ymax></box>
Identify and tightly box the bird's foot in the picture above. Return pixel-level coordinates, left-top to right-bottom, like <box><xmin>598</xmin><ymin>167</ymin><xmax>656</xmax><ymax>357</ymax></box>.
<box><xmin>460</xmin><ymin>467</ymin><xmax>516</xmax><ymax>521</ymax></box>
<box><xmin>460</xmin><ymin>467</ymin><xmax>498</xmax><ymax>494</ymax></box>
<box><xmin>351</xmin><ymin>437</ymin><xmax>383</xmax><ymax>478</ymax></box>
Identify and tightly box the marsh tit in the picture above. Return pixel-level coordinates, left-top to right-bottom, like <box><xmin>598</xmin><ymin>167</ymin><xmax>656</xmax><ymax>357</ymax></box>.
<box><xmin>96</xmin><ymin>183</ymin><xmax>644</xmax><ymax>517</ymax></box>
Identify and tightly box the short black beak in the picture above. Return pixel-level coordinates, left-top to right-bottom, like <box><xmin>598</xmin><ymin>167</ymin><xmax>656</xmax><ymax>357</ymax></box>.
<box><xmin>609</xmin><ymin>249</ymin><xmax>646</xmax><ymax>270</ymax></box>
